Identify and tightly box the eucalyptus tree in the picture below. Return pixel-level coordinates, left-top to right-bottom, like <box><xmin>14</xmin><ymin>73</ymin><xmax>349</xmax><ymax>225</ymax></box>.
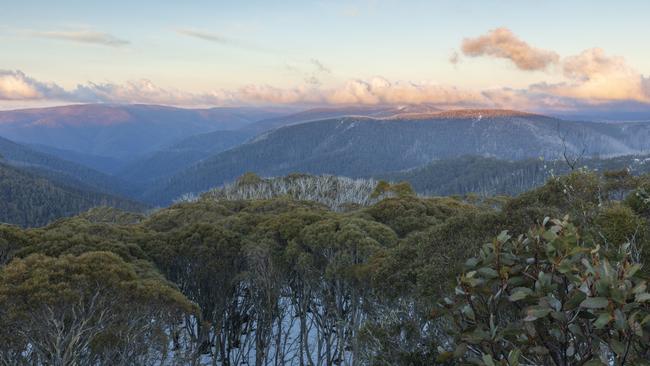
<box><xmin>0</xmin><ymin>251</ymin><xmax>197</xmax><ymax>365</ymax></box>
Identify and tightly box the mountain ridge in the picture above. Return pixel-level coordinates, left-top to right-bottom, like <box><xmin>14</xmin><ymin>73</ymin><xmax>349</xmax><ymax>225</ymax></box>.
<box><xmin>144</xmin><ymin>111</ymin><xmax>650</xmax><ymax>203</ymax></box>
<box><xmin>0</xmin><ymin>104</ymin><xmax>289</xmax><ymax>165</ymax></box>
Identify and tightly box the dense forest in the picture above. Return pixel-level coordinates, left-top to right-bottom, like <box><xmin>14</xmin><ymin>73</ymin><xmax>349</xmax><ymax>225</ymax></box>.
<box><xmin>1</xmin><ymin>169</ymin><xmax>650</xmax><ymax>365</ymax></box>
<box><xmin>0</xmin><ymin>135</ymin><xmax>138</xmax><ymax>199</ymax></box>
<box><xmin>0</xmin><ymin>161</ymin><xmax>145</xmax><ymax>227</ymax></box>
<box><xmin>379</xmin><ymin>155</ymin><xmax>650</xmax><ymax>197</ymax></box>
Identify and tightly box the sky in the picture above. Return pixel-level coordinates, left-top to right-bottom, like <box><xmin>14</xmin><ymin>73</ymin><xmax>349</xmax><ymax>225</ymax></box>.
<box><xmin>1</xmin><ymin>0</ymin><xmax>650</xmax><ymax>114</ymax></box>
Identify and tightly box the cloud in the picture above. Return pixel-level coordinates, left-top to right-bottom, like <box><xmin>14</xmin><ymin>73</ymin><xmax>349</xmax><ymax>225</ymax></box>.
<box><xmin>562</xmin><ymin>48</ymin><xmax>638</xmax><ymax>81</ymax></box>
<box><xmin>562</xmin><ymin>48</ymin><xmax>633</xmax><ymax>81</ymax></box>
<box><xmin>235</xmin><ymin>84</ymin><xmax>323</xmax><ymax>105</ymax></box>
<box><xmin>310</xmin><ymin>59</ymin><xmax>331</xmax><ymax>74</ymax></box>
<box><xmin>2</xmin><ymin>67</ymin><xmax>649</xmax><ymax>114</ymax></box>
<box><xmin>0</xmin><ymin>70</ymin><xmax>488</xmax><ymax>108</ymax></box>
<box><xmin>304</xmin><ymin>76</ymin><xmax>322</xmax><ymax>86</ymax></box>
<box><xmin>284</xmin><ymin>59</ymin><xmax>332</xmax><ymax>87</ymax></box>
<box><xmin>327</xmin><ymin>77</ymin><xmax>487</xmax><ymax>106</ymax></box>
<box><xmin>457</xmin><ymin>28</ymin><xmax>650</xmax><ymax>105</ymax></box>
<box><xmin>449</xmin><ymin>51</ymin><xmax>460</xmax><ymax>65</ymax></box>
<box><xmin>0</xmin><ymin>70</ymin><xmax>67</xmax><ymax>100</ymax></box>
<box><xmin>537</xmin><ymin>48</ymin><xmax>650</xmax><ymax>103</ymax></box>
<box><xmin>28</xmin><ymin>30</ymin><xmax>129</xmax><ymax>47</ymax></box>
<box><xmin>176</xmin><ymin>28</ymin><xmax>273</xmax><ymax>53</ymax></box>
<box><xmin>72</xmin><ymin>79</ymin><xmax>218</xmax><ymax>105</ymax></box>
<box><xmin>176</xmin><ymin>29</ymin><xmax>231</xmax><ymax>44</ymax></box>
<box><xmin>461</xmin><ymin>27</ymin><xmax>559</xmax><ymax>71</ymax></box>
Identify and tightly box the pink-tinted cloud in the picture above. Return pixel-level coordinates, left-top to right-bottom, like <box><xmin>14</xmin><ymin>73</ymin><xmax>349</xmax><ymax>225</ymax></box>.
<box><xmin>461</xmin><ymin>27</ymin><xmax>559</xmax><ymax>71</ymax></box>
<box><xmin>327</xmin><ymin>77</ymin><xmax>486</xmax><ymax>106</ymax></box>
<box><xmin>539</xmin><ymin>48</ymin><xmax>650</xmax><ymax>103</ymax></box>
<box><xmin>234</xmin><ymin>84</ymin><xmax>324</xmax><ymax>105</ymax></box>
<box><xmin>457</xmin><ymin>29</ymin><xmax>650</xmax><ymax>105</ymax></box>
<box><xmin>562</xmin><ymin>48</ymin><xmax>629</xmax><ymax>81</ymax></box>
<box><xmin>1</xmin><ymin>66</ymin><xmax>649</xmax><ymax>114</ymax></box>
<box><xmin>0</xmin><ymin>71</ymin><xmax>66</xmax><ymax>100</ymax></box>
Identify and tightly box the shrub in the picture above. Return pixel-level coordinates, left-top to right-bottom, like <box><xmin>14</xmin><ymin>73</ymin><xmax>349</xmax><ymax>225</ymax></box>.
<box><xmin>440</xmin><ymin>216</ymin><xmax>650</xmax><ymax>365</ymax></box>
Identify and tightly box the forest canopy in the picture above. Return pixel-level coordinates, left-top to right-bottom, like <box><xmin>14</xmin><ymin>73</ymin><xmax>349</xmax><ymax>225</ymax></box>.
<box><xmin>1</xmin><ymin>170</ymin><xmax>649</xmax><ymax>365</ymax></box>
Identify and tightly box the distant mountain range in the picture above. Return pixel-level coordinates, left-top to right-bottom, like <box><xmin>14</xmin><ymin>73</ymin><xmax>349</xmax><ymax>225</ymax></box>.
<box><xmin>145</xmin><ymin>109</ymin><xmax>650</xmax><ymax>203</ymax></box>
<box><xmin>0</xmin><ymin>103</ymin><xmax>443</xmax><ymax>174</ymax></box>
<box><xmin>241</xmin><ymin>104</ymin><xmax>442</xmax><ymax>134</ymax></box>
<box><xmin>0</xmin><ymin>104</ymin><xmax>288</xmax><ymax>170</ymax></box>
<box><xmin>3</xmin><ymin>103</ymin><xmax>650</xmax><ymax>207</ymax></box>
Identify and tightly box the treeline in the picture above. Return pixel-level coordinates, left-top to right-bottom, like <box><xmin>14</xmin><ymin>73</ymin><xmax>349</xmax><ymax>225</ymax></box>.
<box><xmin>380</xmin><ymin>155</ymin><xmax>650</xmax><ymax>197</ymax></box>
<box><xmin>1</xmin><ymin>170</ymin><xmax>650</xmax><ymax>364</ymax></box>
<box><xmin>0</xmin><ymin>162</ymin><xmax>145</xmax><ymax>228</ymax></box>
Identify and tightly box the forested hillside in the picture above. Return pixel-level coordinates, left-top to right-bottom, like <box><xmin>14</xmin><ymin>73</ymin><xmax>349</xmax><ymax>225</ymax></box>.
<box><xmin>2</xmin><ymin>170</ymin><xmax>649</xmax><ymax>364</ymax></box>
<box><xmin>0</xmin><ymin>162</ymin><xmax>145</xmax><ymax>227</ymax></box>
<box><xmin>0</xmin><ymin>135</ymin><xmax>137</xmax><ymax>198</ymax></box>
<box><xmin>379</xmin><ymin>154</ymin><xmax>650</xmax><ymax>197</ymax></box>
<box><xmin>116</xmin><ymin>130</ymin><xmax>252</xmax><ymax>184</ymax></box>
<box><xmin>146</xmin><ymin>111</ymin><xmax>650</xmax><ymax>204</ymax></box>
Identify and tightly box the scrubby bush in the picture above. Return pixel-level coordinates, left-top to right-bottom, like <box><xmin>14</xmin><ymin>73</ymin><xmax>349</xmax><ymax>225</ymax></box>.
<box><xmin>440</xmin><ymin>217</ymin><xmax>650</xmax><ymax>365</ymax></box>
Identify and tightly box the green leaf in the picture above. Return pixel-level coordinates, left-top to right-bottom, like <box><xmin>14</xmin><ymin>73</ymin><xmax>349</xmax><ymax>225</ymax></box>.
<box><xmin>593</xmin><ymin>312</ymin><xmax>611</xmax><ymax>329</ymax></box>
<box><xmin>580</xmin><ymin>297</ymin><xmax>609</xmax><ymax>309</ymax></box>
<box><xmin>507</xmin><ymin>276</ymin><xmax>526</xmax><ymax>286</ymax></box>
<box><xmin>465</xmin><ymin>257</ymin><xmax>479</xmax><ymax>268</ymax></box>
<box><xmin>614</xmin><ymin>309</ymin><xmax>627</xmax><ymax>330</ymax></box>
<box><xmin>507</xmin><ymin>349</ymin><xmax>521</xmax><ymax>366</ymax></box>
<box><xmin>610</xmin><ymin>339</ymin><xmax>625</xmax><ymax>355</ymax></box>
<box><xmin>542</xmin><ymin>229</ymin><xmax>557</xmax><ymax>241</ymax></box>
<box><xmin>509</xmin><ymin>287</ymin><xmax>533</xmax><ymax>302</ymax></box>
<box><xmin>524</xmin><ymin>305</ymin><xmax>552</xmax><ymax>321</ymax></box>
<box><xmin>482</xmin><ymin>354</ymin><xmax>496</xmax><ymax>366</ymax></box>
<box><xmin>642</xmin><ymin>314</ymin><xmax>650</xmax><ymax>325</ymax></box>
<box><xmin>497</xmin><ymin>230</ymin><xmax>511</xmax><ymax>243</ymax></box>
<box><xmin>635</xmin><ymin>293</ymin><xmax>650</xmax><ymax>302</ymax></box>
<box><xmin>632</xmin><ymin>281</ymin><xmax>647</xmax><ymax>294</ymax></box>
<box><xmin>478</xmin><ymin>267</ymin><xmax>499</xmax><ymax>279</ymax></box>
<box><xmin>546</xmin><ymin>295</ymin><xmax>562</xmax><ymax>312</ymax></box>
<box><xmin>461</xmin><ymin>304</ymin><xmax>476</xmax><ymax>320</ymax></box>
<box><xmin>565</xmin><ymin>290</ymin><xmax>586</xmax><ymax>310</ymax></box>
<box><xmin>557</xmin><ymin>259</ymin><xmax>573</xmax><ymax>274</ymax></box>
<box><xmin>626</xmin><ymin>264</ymin><xmax>642</xmax><ymax>278</ymax></box>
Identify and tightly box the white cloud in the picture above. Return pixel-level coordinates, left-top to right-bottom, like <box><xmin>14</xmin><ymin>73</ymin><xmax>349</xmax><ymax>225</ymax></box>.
<box><xmin>310</xmin><ymin>59</ymin><xmax>331</xmax><ymax>74</ymax></box>
<box><xmin>176</xmin><ymin>29</ymin><xmax>231</xmax><ymax>44</ymax></box>
<box><xmin>449</xmin><ymin>51</ymin><xmax>460</xmax><ymax>65</ymax></box>
<box><xmin>28</xmin><ymin>30</ymin><xmax>129</xmax><ymax>47</ymax></box>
